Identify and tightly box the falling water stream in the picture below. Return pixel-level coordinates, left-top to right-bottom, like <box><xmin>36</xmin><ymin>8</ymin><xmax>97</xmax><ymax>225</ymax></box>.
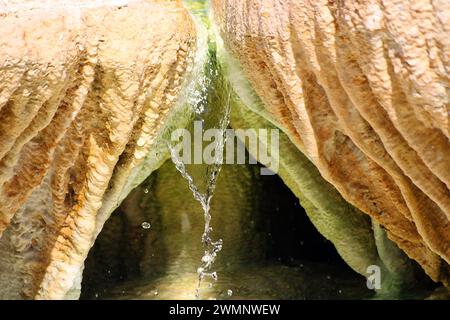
<box><xmin>164</xmin><ymin>0</ymin><xmax>234</xmax><ymax>298</ymax></box>
<box><xmin>168</xmin><ymin>90</ymin><xmax>231</xmax><ymax>298</ymax></box>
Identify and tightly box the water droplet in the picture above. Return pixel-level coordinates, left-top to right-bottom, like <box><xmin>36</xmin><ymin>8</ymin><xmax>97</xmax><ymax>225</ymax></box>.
<box><xmin>227</xmin><ymin>289</ymin><xmax>233</xmax><ymax>297</ymax></box>
<box><xmin>154</xmin><ymin>290</ymin><xmax>158</xmax><ymax>296</ymax></box>
<box><xmin>137</xmin><ymin>137</ymin><xmax>146</xmax><ymax>147</ymax></box>
<box><xmin>141</xmin><ymin>222</ymin><xmax>151</xmax><ymax>229</ymax></box>
<box><xmin>143</xmin><ymin>188</ymin><xmax>149</xmax><ymax>194</ymax></box>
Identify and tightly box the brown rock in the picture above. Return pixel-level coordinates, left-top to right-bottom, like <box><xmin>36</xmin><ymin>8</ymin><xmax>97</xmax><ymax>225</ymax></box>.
<box><xmin>212</xmin><ymin>0</ymin><xmax>450</xmax><ymax>283</ymax></box>
<box><xmin>0</xmin><ymin>0</ymin><xmax>198</xmax><ymax>299</ymax></box>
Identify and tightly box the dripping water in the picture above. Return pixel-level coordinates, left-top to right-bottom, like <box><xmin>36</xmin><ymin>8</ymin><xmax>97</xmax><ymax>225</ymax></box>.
<box><xmin>168</xmin><ymin>97</ymin><xmax>230</xmax><ymax>297</ymax></box>
<box><xmin>168</xmin><ymin>57</ymin><xmax>231</xmax><ymax>297</ymax></box>
<box><xmin>163</xmin><ymin>0</ymin><xmax>233</xmax><ymax>299</ymax></box>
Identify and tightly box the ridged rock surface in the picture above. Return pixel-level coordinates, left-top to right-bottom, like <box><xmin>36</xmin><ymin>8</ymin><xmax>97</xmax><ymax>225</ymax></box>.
<box><xmin>0</xmin><ymin>0</ymin><xmax>198</xmax><ymax>299</ymax></box>
<box><xmin>212</xmin><ymin>0</ymin><xmax>450</xmax><ymax>284</ymax></box>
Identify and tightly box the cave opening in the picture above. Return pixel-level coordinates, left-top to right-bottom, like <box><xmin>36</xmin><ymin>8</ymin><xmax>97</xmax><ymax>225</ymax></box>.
<box><xmin>81</xmin><ymin>155</ymin><xmax>371</xmax><ymax>300</ymax></box>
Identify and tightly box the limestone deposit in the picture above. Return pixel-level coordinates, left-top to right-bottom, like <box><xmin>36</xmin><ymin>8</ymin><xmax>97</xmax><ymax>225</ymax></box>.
<box><xmin>0</xmin><ymin>0</ymin><xmax>199</xmax><ymax>299</ymax></box>
<box><xmin>212</xmin><ymin>0</ymin><xmax>450</xmax><ymax>283</ymax></box>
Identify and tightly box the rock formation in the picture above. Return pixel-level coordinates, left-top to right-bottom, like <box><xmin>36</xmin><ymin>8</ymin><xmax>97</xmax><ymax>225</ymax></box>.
<box><xmin>0</xmin><ymin>0</ymin><xmax>202</xmax><ymax>299</ymax></box>
<box><xmin>1</xmin><ymin>0</ymin><xmax>449</xmax><ymax>300</ymax></box>
<box><xmin>212</xmin><ymin>0</ymin><xmax>450</xmax><ymax>284</ymax></box>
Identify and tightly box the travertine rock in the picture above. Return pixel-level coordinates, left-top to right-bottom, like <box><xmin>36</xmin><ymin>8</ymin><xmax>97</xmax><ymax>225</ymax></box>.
<box><xmin>0</xmin><ymin>0</ymin><xmax>200</xmax><ymax>299</ymax></box>
<box><xmin>212</xmin><ymin>0</ymin><xmax>450</xmax><ymax>283</ymax></box>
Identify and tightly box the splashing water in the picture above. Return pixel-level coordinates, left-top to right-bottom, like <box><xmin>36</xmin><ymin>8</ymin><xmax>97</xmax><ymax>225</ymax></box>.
<box><xmin>168</xmin><ymin>85</ymin><xmax>231</xmax><ymax>298</ymax></box>
<box><xmin>141</xmin><ymin>222</ymin><xmax>151</xmax><ymax>229</ymax></box>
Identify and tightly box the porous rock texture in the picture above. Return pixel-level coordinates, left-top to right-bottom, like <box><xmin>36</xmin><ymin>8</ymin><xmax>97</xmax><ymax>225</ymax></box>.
<box><xmin>0</xmin><ymin>0</ymin><xmax>199</xmax><ymax>299</ymax></box>
<box><xmin>212</xmin><ymin>0</ymin><xmax>450</xmax><ymax>284</ymax></box>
